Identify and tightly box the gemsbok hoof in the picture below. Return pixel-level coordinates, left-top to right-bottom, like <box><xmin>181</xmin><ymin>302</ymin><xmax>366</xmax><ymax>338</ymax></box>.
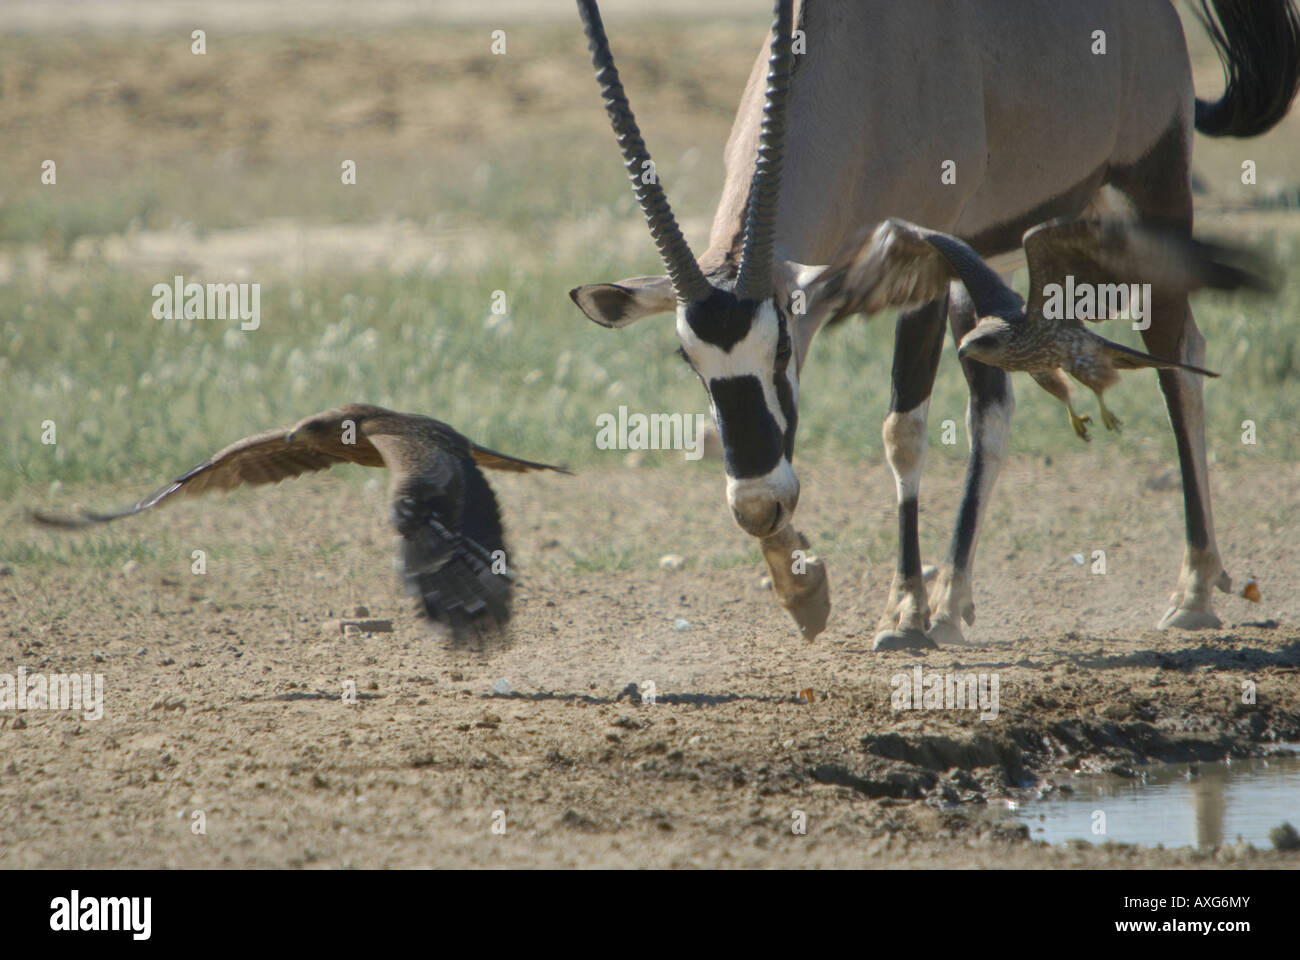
<box><xmin>1157</xmin><ymin>606</ymin><xmax>1223</xmax><ymax>631</ymax></box>
<box><xmin>872</xmin><ymin>628</ymin><xmax>937</xmax><ymax>652</ymax></box>
<box><xmin>925</xmin><ymin>616</ymin><xmax>969</xmax><ymax>648</ymax></box>
<box><xmin>781</xmin><ymin>555</ymin><xmax>830</xmax><ymax>640</ymax></box>
<box><xmin>760</xmin><ymin>525</ymin><xmax>831</xmax><ymax>640</ymax></box>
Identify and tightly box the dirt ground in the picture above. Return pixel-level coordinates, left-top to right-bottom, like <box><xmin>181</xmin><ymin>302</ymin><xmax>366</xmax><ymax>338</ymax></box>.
<box><xmin>2</xmin><ymin>0</ymin><xmax>1298</xmax><ymax>872</ymax></box>
<box><xmin>3</xmin><ymin>453</ymin><xmax>1298</xmax><ymax>868</ymax></box>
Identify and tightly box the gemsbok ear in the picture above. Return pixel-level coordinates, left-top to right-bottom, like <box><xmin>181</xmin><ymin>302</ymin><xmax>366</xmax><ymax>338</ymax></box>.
<box><xmin>568</xmin><ymin>276</ymin><xmax>678</xmax><ymax>328</ymax></box>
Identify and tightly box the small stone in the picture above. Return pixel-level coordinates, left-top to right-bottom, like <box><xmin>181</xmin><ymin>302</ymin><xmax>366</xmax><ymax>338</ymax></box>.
<box><xmin>990</xmin><ymin>821</ymin><xmax>1030</xmax><ymax>843</ymax></box>
<box><xmin>1070</xmin><ymin>553</ymin><xmax>1085</xmax><ymax>565</ymax></box>
<box><xmin>0</xmin><ymin>564</ymin><xmax>13</xmax><ymax>576</ymax></box>
<box><xmin>121</xmin><ymin>559</ymin><xmax>141</xmax><ymax>576</ymax></box>
<box><xmin>758</xmin><ymin>574</ymin><xmax>773</xmax><ymax>591</ymax></box>
<box><xmin>659</xmin><ymin>554</ymin><xmax>686</xmax><ymax>570</ymax></box>
<box><xmin>352</xmin><ymin>605</ymin><xmax>370</xmax><ymax>617</ymax></box>
<box><xmin>492</xmin><ymin>678</ymin><xmax>511</xmax><ymax>696</ymax></box>
<box><xmin>324</xmin><ymin>618</ymin><xmax>393</xmax><ymax>634</ymax></box>
<box><xmin>672</xmin><ymin>618</ymin><xmax>690</xmax><ymax>631</ymax></box>
<box><xmin>1270</xmin><ymin>821</ymin><xmax>1300</xmax><ymax>852</ymax></box>
<box><xmin>136</xmin><ymin>647</ymin><xmax>148</xmax><ymax>657</ymax></box>
<box><xmin>12</xmin><ymin>717</ymin><xmax>26</xmax><ymax>730</ymax></box>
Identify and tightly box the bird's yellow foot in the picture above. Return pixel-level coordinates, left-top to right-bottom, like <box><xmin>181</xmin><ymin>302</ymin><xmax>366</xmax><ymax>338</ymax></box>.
<box><xmin>1067</xmin><ymin>405</ymin><xmax>1092</xmax><ymax>442</ymax></box>
<box><xmin>1099</xmin><ymin>399</ymin><xmax>1122</xmax><ymax>432</ymax></box>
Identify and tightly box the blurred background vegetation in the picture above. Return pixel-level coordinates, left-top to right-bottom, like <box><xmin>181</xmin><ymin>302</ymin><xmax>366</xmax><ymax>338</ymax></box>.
<box><xmin>2</xmin><ymin>0</ymin><xmax>1297</xmax><ymax>523</ymax></box>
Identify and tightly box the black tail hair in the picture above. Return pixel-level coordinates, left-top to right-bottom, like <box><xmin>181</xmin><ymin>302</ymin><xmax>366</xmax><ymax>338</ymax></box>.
<box><xmin>1194</xmin><ymin>0</ymin><xmax>1300</xmax><ymax>138</ymax></box>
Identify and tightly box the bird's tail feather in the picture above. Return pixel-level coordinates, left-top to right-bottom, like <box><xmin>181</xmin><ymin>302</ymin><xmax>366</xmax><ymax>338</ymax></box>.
<box><xmin>1100</xmin><ymin>339</ymin><xmax>1220</xmax><ymax>377</ymax></box>
<box><xmin>469</xmin><ymin>444</ymin><xmax>571</xmax><ymax>475</ymax></box>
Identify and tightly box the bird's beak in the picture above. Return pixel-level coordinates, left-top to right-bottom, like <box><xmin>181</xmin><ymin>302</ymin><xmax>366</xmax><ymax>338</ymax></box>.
<box><xmin>956</xmin><ymin>344</ymin><xmax>969</xmax><ymax>362</ymax></box>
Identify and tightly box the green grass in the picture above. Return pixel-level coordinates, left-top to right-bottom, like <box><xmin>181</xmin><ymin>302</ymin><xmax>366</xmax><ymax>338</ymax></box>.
<box><xmin>3</xmin><ymin>222</ymin><xmax>1298</xmax><ymax>506</ymax></box>
<box><xmin>2</xmin><ymin>20</ymin><xmax>1298</xmax><ymax>536</ymax></box>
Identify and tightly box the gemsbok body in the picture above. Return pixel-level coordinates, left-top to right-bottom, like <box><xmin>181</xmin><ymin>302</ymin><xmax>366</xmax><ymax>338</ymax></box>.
<box><xmin>570</xmin><ymin>0</ymin><xmax>1300</xmax><ymax>649</ymax></box>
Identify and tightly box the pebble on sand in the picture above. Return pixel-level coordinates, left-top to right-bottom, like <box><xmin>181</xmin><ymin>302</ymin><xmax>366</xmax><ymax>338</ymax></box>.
<box><xmin>322</xmin><ymin>618</ymin><xmax>394</xmax><ymax>634</ymax></box>
<box><xmin>659</xmin><ymin>554</ymin><xmax>686</xmax><ymax>570</ymax></box>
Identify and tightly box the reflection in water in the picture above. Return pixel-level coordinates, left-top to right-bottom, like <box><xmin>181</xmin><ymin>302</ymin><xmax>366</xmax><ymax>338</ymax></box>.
<box><xmin>1191</xmin><ymin>771</ymin><xmax>1228</xmax><ymax>849</ymax></box>
<box><xmin>1004</xmin><ymin>753</ymin><xmax>1300</xmax><ymax>849</ymax></box>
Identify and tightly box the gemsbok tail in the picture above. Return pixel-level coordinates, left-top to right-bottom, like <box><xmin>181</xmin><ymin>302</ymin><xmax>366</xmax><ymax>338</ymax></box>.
<box><xmin>1194</xmin><ymin>0</ymin><xmax>1300</xmax><ymax>138</ymax></box>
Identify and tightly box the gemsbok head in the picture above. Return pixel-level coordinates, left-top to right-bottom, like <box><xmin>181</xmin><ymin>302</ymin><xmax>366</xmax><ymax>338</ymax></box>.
<box><xmin>570</xmin><ymin>0</ymin><xmax>800</xmax><ymax>540</ymax></box>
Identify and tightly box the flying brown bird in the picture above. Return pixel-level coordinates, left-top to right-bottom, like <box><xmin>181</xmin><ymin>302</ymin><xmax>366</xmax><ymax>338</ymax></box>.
<box><xmin>31</xmin><ymin>404</ymin><xmax>570</xmax><ymax>641</ymax></box>
<box><xmin>808</xmin><ymin>216</ymin><xmax>1271</xmax><ymax>440</ymax></box>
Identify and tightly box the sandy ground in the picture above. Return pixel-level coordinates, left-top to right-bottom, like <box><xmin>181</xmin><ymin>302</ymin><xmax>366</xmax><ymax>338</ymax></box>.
<box><xmin>3</xmin><ymin>453</ymin><xmax>1298</xmax><ymax>868</ymax></box>
<box><xmin>3</xmin><ymin>0</ymin><xmax>1298</xmax><ymax>871</ymax></box>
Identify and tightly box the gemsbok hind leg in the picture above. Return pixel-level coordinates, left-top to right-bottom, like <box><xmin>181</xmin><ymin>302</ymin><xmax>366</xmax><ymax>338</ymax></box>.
<box><xmin>874</xmin><ymin>296</ymin><xmax>948</xmax><ymax>651</ymax></box>
<box><xmin>1113</xmin><ymin>124</ymin><xmax>1231</xmax><ymax>629</ymax></box>
<box><xmin>927</xmin><ymin>283</ymin><xmax>1014</xmax><ymax>647</ymax></box>
<box><xmin>1147</xmin><ymin>306</ymin><xmax>1231</xmax><ymax>628</ymax></box>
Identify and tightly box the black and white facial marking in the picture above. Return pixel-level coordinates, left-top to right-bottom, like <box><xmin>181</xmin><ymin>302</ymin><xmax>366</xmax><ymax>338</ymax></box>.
<box><xmin>676</xmin><ymin>288</ymin><xmax>800</xmax><ymax>538</ymax></box>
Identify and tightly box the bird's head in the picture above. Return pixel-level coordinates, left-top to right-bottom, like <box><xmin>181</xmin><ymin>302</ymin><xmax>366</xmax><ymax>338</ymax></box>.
<box><xmin>285</xmin><ymin>405</ymin><xmax>387</xmax><ymax>446</ymax></box>
<box><xmin>957</xmin><ymin>317</ymin><xmax>1016</xmax><ymax>368</ymax></box>
<box><xmin>285</xmin><ymin>416</ymin><xmax>333</xmax><ymax>446</ymax></box>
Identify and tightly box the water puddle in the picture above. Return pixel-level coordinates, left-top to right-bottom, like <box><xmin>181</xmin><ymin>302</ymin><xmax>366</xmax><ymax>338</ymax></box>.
<box><xmin>996</xmin><ymin>750</ymin><xmax>1300</xmax><ymax>849</ymax></box>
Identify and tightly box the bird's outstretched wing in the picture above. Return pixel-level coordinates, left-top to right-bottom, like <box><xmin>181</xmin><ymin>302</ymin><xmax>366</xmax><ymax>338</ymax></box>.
<box><xmin>372</xmin><ymin>432</ymin><xmax>513</xmax><ymax>643</ymax></box>
<box><xmin>469</xmin><ymin>443</ymin><xmax>571</xmax><ymax>475</ymax></box>
<box><xmin>30</xmin><ymin>427</ymin><xmax>346</xmax><ymax>528</ymax></box>
<box><xmin>1022</xmin><ymin>216</ymin><xmax>1275</xmax><ymax>323</ymax></box>
<box><xmin>810</xmin><ymin>218</ymin><xmax>1025</xmax><ymax>325</ymax></box>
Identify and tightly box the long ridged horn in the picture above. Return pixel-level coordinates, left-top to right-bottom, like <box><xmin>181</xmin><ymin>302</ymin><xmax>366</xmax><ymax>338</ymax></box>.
<box><xmin>734</xmin><ymin>0</ymin><xmax>794</xmax><ymax>303</ymax></box>
<box><xmin>577</xmin><ymin>0</ymin><xmax>712</xmax><ymax>304</ymax></box>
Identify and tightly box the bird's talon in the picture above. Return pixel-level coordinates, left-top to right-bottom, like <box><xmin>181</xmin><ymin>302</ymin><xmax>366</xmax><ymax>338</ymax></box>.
<box><xmin>1069</xmin><ymin>412</ymin><xmax>1092</xmax><ymax>442</ymax></box>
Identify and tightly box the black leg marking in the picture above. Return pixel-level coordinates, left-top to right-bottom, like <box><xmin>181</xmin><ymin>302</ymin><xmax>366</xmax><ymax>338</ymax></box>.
<box><xmin>898</xmin><ymin>498</ymin><xmax>921</xmax><ymax>577</ymax></box>
<box><xmin>1156</xmin><ymin>367</ymin><xmax>1211</xmax><ymax>551</ymax></box>
<box><xmin>947</xmin><ymin>286</ymin><xmax>1012</xmax><ymax>573</ymax></box>
<box><xmin>889</xmin><ymin>297</ymin><xmax>949</xmax><ymax>415</ymax></box>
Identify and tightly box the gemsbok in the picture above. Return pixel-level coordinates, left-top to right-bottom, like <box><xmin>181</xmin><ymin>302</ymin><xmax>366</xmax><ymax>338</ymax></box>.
<box><xmin>570</xmin><ymin>0</ymin><xmax>1300</xmax><ymax>649</ymax></box>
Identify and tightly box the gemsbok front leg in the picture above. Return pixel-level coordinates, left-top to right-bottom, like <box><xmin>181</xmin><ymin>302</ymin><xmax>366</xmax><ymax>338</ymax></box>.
<box><xmin>874</xmin><ymin>296</ymin><xmax>948</xmax><ymax>651</ymax></box>
<box><xmin>927</xmin><ymin>282</ymin><xmax>1014</xmax><ymax>647</ymax></box>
